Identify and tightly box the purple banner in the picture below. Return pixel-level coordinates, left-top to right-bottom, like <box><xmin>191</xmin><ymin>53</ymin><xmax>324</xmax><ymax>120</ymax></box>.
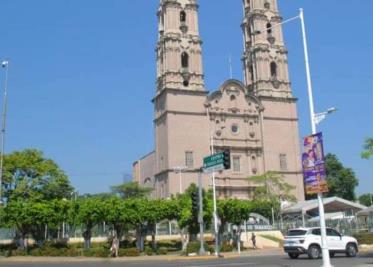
<box><xmin>302</xmin><ymin>132</ymin><xmax>329</xmax><ymax>195</ymax></box>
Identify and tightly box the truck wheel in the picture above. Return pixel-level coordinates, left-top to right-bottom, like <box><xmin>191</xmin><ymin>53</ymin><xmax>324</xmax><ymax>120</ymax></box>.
<box><xmin>288</xmin><ymin>252</ymin><xmax>299</xmax><ymax>259</ymax></box>
<box><xmin>346</xmin><ymin>243</ymin><xmax>357</xmax><ymax>257</ymax></box>
<box><xmin>308</xmin><ymin>245</ymin><xmax>321</xmax><ymax>259</ymax></box>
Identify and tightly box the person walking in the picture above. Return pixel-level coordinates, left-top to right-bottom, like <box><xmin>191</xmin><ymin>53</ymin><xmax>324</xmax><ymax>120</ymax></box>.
<box><xmin>251</xmin><ymin>232</ymin><xmax>257</xmax><ymax>250</ymax></box>
<box><xmin>110</xmin><ymin>235</ymin><xmax>120</xmax><ymax>257</ymax></box>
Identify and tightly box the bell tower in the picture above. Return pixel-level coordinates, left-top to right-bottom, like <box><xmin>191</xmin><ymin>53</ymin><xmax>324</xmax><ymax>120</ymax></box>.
<box><xmin>153</xmin><ymin>0</ymin><xmax>210</xmax><ymax>198</ymax></box>
<box><xmin>241</xmin><ymin>0</ymin><xmax>305</xmax><ymax>200</ymax></box>
<box><xmin>242</xmin><ymin>0</ymin><xmax>292</xmax><ymax>98</ymax></box>
<box><xmin>156</xmin><ymin>0</ymin><xmax>205</xmax><ymax>92</ymax></box>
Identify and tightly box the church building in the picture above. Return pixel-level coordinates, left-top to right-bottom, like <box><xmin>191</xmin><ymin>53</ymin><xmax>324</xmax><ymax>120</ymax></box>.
<box><xmin>133</xmin><ymin>0</ymin><xmax>305</xmax><ymax>201</ymax></box>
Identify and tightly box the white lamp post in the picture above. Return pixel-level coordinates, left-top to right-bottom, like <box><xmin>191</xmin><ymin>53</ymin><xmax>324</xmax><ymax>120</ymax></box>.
<box><xmin>300</xmin><ymin>8</ymin><xmax>335</xmax><ymax>267</ymax></box>
<box><xmin>0</xmin><ymin>60</ymin><xmax>9</xmax><ymax>206</ymax></box>
<box><xmin>252</xmin><ymin>9</ymin><xmax>336</xmax><ymax>267</ymax></box>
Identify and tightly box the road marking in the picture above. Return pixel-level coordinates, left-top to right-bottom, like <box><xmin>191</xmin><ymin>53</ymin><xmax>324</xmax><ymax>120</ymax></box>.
<box><xmin>185</xmin><ymin>262</ymin><xmax>256</xmax><ymax>267</ymax></box>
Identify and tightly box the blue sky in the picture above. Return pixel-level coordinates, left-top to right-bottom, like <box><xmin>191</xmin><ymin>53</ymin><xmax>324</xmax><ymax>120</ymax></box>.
<box><xmin>0</xmin><ymin>0</ymin><xmax>371</xmax><ymax>196</ymax></box>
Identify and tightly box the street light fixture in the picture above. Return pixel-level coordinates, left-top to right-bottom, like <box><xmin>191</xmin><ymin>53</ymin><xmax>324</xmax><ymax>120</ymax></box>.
<box><xmin>314</xmin><ymin>107</ymin><xmax>337</xmax><ymax>125</ymax></box>
<box><xmin>0</xmin><ymin>59</ymin><xmax>9</xmax><ymax>207</ymax></box>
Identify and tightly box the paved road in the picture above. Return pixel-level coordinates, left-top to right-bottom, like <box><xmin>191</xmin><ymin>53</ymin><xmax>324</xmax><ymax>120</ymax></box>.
<box><xmin>1</xmin><ymin>253</ymin><xmax>373</xmax><ymax>267</ymax></box>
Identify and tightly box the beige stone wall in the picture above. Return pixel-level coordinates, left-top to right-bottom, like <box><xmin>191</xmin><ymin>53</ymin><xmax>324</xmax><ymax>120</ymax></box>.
<box><xmin>261</xmin><ymin>98</ymin><xmax>305</xmax><ymax>201</ymax></box>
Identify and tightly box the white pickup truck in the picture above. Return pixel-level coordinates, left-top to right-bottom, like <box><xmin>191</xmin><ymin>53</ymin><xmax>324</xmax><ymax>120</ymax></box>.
<box><xmin>283</xmin><ymin>227</ymin><xmax>359</xmax><ymax>259</ymax></box>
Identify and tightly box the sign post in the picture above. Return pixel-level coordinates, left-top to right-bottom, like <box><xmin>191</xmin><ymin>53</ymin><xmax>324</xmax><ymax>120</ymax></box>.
<box><xmin>197</xmin><ymin>170</ymin><xmax>205</xmax><ymax>255</ymax></box>
<box><xmin>203</xmin><ymin>150</ymin><xmax>230</xmax><ymax>256</ymax></box>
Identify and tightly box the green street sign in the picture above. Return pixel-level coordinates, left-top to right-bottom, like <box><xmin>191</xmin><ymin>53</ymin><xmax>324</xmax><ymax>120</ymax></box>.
<box><xmin>203</xmin><ymin>152</ymin><xmax>224</xmax><ymax>173</ymax></box>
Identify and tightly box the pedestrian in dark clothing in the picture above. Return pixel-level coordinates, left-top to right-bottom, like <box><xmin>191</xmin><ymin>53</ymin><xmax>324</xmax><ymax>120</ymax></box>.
<box><xmin>251</xmin><ymin>232</ymin><xmax>257</xmax><ymax>249</ymax></box>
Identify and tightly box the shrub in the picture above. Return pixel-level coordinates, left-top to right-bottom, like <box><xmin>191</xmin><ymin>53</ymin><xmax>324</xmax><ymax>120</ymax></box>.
<box><xmin>118</xmin><ymin>248</ymin><xmax>140</xmax><ymax>257</ymax></box>
<box><xmin>144</xmin><ymin>247</ymin><xmax>153</xmax><ymax>256</ymax></box>
<box><xmin>220</xmin><ymin>242</ymin><xmax>233</xmax><ymax>252</ymax></box>
<box><xmin>353</xmin><ymin>232</ymin><xmax>373</xmax><ymax>245</ymax></box>
<box><xmin>186</xmin><ymin>241</ymin><xmax>209</xmax><ymax>255</ymax></box>
<box><xmin>208</xmin><ymin>245</ymin><xmax>215</xmax><ymax>254</ymax></box>
<box><xmin>9</xmin><ymin>249</ymin><xmax>28</xmax><ymax>256</ymax></box>
<box><xmin>157</xmin><ymin>247</ymin><xmax>168</xmax><ymax>255</ymax></box>
<box><xmin>83</xmin><ymin>247</ymin><xmax>109</xmax><ymax>258</ymax></box>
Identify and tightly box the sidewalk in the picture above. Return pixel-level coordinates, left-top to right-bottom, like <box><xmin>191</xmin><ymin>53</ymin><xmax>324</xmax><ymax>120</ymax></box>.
<box><xmin>0</xmin><ymin>248</ymin><xmax>283</xmax><ymax>263</ymax></box>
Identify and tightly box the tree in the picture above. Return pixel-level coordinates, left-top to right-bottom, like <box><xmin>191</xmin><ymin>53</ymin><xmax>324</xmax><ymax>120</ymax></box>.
<box><xmin>359</xmin><ymin>194</ymin><xmax>373</xmax><ymax>207</ymax></box>
<box><xmin>361</xmin><ymin>138</ymin><xmax>373</xmax><ymax>159</ymax></box>
<box><xmin>217</xmin><ymin>199</ymin><xmax>252</xmax><ymax>247</ymax></box>
<box><xmin>144</xmin><ymin>199</ymin><xmax>180</xmax><ymax>251</ymax></box>
<box><xmin>248</xmin><ymin>171</ymin><xmax>296</xmax><ymax>219</ymax></box>
<box><xmin>175</xmin><ymin>184</ymin><xmax>212</xmax><ymax>250</ymax></box>
<box><xmin>0</xmin><ymin>149</ymin><xmax>74</xmax><ymax>249</ymax></box>
<box><xmin>1</xmin><ymin>199</ymin><xmax>67</xmax><ymax>249</ymax></box>
<box><xmin>2</xmin><ymin>149</ymin><xmax>73</xmax><ymax>202</ymax></box>
<box><xmin>111</xmin><ymin>182</ymin><xmax>152</xmax><ymax>199</ymax></box>
<box><xmin>104</xmin><ymin>196</ymin><xmax>129</xmax><ymax>240</ymax></box>
<box><xmin>72</xmin><ymin>196</ymin><xmax>106</xmax><ymax>249</ymax></box>
<box><xmin>325</xmin><ymin>153</ymin><xmax>359</xmax><ymax>201</ymax></box>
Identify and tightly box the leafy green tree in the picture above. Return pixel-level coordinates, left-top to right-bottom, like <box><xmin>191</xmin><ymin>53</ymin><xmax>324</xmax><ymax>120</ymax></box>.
<box><xmin>104</xmin><ymin>196</ymin><xmax>128</xmax><ymax>240</ymax></box>
<box><xmin>2</xmin><ymin>149</ymin><xmax>73</xmax><ymax>202</ymax></box>
<box><xmin>72</xmin><ymin>196</ymin><xmax>106</xmax><ymax>249</ymax></box>
<box><xmin>1</xmin><ymin>200</ymin><xmax>67</xmax><ymax>249</ymax></box>
<box><xmin>248</xmin><ymin>171</ymin><xmax>295</xmax><ymax>219</ymax></box>
<box><xmin>217</xmin><ymin>199</ymin><xmax>252</xmax><ymax>246</ymax></box>
<box><xmin>145</xmin><ymin>199</ymin><xmax>180</xmax><ymax>250</ymax></box>
<box><xmin>111</xmin><ymin>182</ymin><xmax>152</xmax><ymax>199</ymax></box>
<box><xmin>325</xmin><ymin>153</ymin><xmax>359</xmax><ymax>200</ymax></box>
<box><xmin>361</xmin><ymin>138</ymin><xmax>373</xmax><ymax>159</ymax></box>
<box><xmin>359</xmin><ymin>194</ymin><xmax>373</xmax><ymax>207</ymax></box>
<box><xmin>176</xmin><ymin>184</ymin><xmax>212</xmax><ymax>247</ymax></box>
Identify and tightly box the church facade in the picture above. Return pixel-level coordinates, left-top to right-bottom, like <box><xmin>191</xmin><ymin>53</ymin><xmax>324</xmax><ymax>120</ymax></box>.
<box><xmin>133</xmin><ymin>0</ymin><xmax>305</xmax><ymax>201</ymax></box>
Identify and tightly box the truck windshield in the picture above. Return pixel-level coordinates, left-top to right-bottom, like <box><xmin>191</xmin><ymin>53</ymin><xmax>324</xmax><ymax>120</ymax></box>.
<box><xmin>287</xmin><ymin>230</ymin><xmax>307</xmax><ymax>236</ymax></box>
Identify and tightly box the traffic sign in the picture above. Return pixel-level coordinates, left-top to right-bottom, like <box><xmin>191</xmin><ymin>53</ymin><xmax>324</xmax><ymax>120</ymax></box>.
<box><xmin>203</xmin><ymin>152</ymin><xmax>228</xmax><ymax>173</ymax></box>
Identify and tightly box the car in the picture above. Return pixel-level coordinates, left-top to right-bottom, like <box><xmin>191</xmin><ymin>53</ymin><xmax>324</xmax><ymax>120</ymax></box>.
<box><xmin>283</xmin><ymin>227</ymin><xmax>358</xmax><ymax>259</ymax></box>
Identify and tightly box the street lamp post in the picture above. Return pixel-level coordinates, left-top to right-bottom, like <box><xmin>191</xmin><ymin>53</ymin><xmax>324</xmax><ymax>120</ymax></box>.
<box><xmin>0</xmin><ymin>60</ymin><xmax>9</xmax><ymax>206</ymax></box>
<box><xmin>300</xmin><ymin>8</ymin><xmax>335</xmax><ymax>267</ymax></box>
<box><xmin>252</xmin><ymin>9</ymin><xmax>336</xmax><ymax>267</ymax></box>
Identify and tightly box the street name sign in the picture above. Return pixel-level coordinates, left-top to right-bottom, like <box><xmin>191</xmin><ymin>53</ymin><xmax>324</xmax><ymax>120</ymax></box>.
<box><xmin>203</xmin><ymin>152</ymin><xmax>224</xmax><ymax>173</ymax></box>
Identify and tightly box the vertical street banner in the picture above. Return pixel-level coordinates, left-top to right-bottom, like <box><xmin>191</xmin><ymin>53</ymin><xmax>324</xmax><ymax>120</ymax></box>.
<box><xmin>302</xmin><ymin>132</ymin><xmax>329</xmax><ymax>195</ymax></box>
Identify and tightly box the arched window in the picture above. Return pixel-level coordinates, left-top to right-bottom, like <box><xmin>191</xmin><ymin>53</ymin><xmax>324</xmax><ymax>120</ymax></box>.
<box><xmin>270</xmin><ymin>62</ymin><xmax>277</xmax><ymax>78</ymax></box>
<box><xmin>181</xmin><ymin>52</ymin><xmax>189</xmax><ymax>68</ymax></box>
<box><xmin>266</xmin><ymin>23</ymin><xmax>272</xmax><ymax>34</ymax></box>
<box><xmin>180</xmin><ymin>11</ymin><xmax>186</xmax><ymax>23</ymax></box>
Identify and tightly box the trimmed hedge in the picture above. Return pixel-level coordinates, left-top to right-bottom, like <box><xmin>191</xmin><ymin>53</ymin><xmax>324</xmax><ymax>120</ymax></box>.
<box><xmin>0</xmin><ymin>239</ymin><xmax>186</xmax><ymax>257</ymax></box>
<box><xmin>353</xmin><ymin>232</ymin><xmax>373</xmax><ymax>245</ymax></box>
<box><xmin>157</xmin><ymin>247</ymin><xmax>168</xmax><ymax>255</ymax></box>
<box><xmin>118</xmin><ymin>248</ymin><xmax>140</xmax><ymax>257</ymax></box>
<box><xmin>220</xmin><ymin>242</ymin><xmax>233</xmax><ymax>252</ymax></box>
<box><xmin>186</xmin><ymin>241</ymin><xmax>212</xmax><ymax>255</ymax></box>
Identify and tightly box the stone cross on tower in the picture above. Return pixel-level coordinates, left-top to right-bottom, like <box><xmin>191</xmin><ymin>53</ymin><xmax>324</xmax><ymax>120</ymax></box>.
<box><xmin>156</xmin><ymin>0</ymin><xmax>205</xmax><ymax>92</ymax></box>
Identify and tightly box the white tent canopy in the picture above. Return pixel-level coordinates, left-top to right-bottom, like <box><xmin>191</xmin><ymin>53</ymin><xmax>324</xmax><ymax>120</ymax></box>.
<box><xmin>281</xmin><ymin>197</ymin><xmax>366</xmax><ymax>216</ymax></box>
<box><xmin>357</xmin><ymin>206</ymin><xmax>373</xmax><ymax>217</ymax></box>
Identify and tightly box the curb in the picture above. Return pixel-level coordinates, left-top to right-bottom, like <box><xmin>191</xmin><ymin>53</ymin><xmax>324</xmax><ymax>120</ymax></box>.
<box><xmin>0</xmin><ymin>249</ymin><xmax>284</xmax><ymax>263</ymax></box>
